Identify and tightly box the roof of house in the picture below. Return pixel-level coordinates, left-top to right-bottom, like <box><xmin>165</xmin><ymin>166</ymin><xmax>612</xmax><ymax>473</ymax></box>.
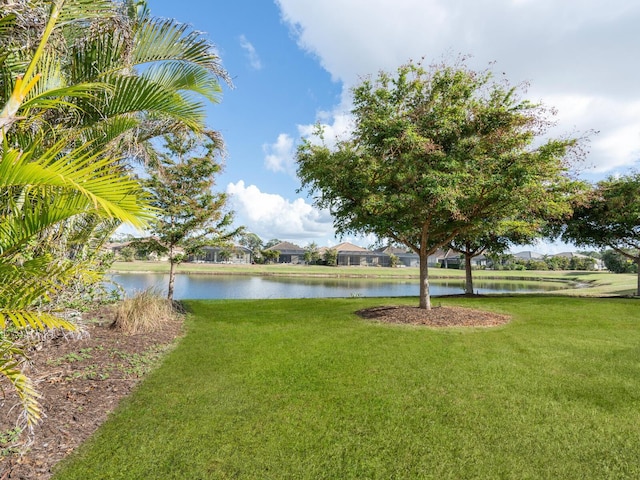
<box><xmin>264</xmin><ymin>241</ymin><xmax>305</xmax><ymax>253</ymax></box>
<box><xmin>513</xmin><ymin>251</ymin><xmax>544</xmax><ymax>260</ymax></box>
<box><xmin>332</xmin><ymin>242</ymin><xmax>368</xmax><ymax>252</ymax></box>
<box><xmin>374</xmin><ymin>246</ymin><xmax>417</xmax><ymax>256</ymax></box>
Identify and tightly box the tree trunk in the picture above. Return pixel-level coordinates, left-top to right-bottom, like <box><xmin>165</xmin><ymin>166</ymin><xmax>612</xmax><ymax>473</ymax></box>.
<box><xmin>168</xmin><ymin>258</ymin><xmax>176</xmax><ymax>301</ymax></box>
<box><xmin>464</xmin><ymin>252</ymin><xmax>473</xmax><ymax>295</ymax></box>
<box><xmin>419</xmin><ymin>253</ymin><xmax>431</xmax><ymax>309</ymax></box>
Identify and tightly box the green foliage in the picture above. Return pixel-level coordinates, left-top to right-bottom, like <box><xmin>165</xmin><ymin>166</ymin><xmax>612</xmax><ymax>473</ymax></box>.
<box><xmin>138</xmin><ymin>131</ymin><xmax>238</xmax><ymax>299</ymax></box>
<box><xmin>323</xmin><ymin>247</ymin><xmax>338</xmax><ymax>266</ymax></box>
<box><xmin>561</xmin><ymin>174</ymin><xmax>640</xmax><ymax>293</ymax></box>
<box><xmin>260</xmin><ymin>249</ymin><xmax>280</xmax><ymax>264</ymax></box>
<box><xmin>117</xmin><ymin>246</ymin><xmax>136</xmax><ymax>262</ymax></box>
<box><xmin>602</xmin><ymin>249</ymin><xmax>638</xmax><ymax>274</ymax></box>
<box><xmin>56</xmin><ymin>297</ymin><xmax>640</xmax><ymax>479</ymax></box>
<box><xmin>0</xmin><ymin>426</ymin><xmax>23</xmax><ymax>457</ymax></box>
<box><xmin>303</xmin><ymin>242</ymin><xmax>321</xmax><ymax>264</ymax></box>
<box><xmin>0</xmin><ymin>0</ymin><xmax>230</xmax><ymax>437</ymax></box>
<box><xmin>297</xmin><ymin>59</ymin><xmax>580</xmax><ymax>308</ymax></box>
<box><xmin>0</xmin><ymin>0</ymin><xmax>155</xmax><ymax>430</ymax></box>
<box><xmin>449</xmin><ymin>217</ymin><xmax>556</xmax><ymax>293</ymax></box>
<box><xmin>238</xmin><ymin>232</ymin><xmax>263</xmax><ymax>259</ymax></box>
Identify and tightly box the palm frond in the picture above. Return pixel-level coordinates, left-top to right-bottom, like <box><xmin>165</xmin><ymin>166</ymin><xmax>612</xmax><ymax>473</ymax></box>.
<box><xmin>133</xmin><ymin>17</ymin><xmax>231</xmax><ymax>85</ymax></box>
<box><xmin>0</xmin><ymin>339</ymin><xmax>41</xmax><ymax>428</ymax></box>
<box><xmin>0</xmin><ymin>13</ymin><xmax>16</xmax><ymax>36</ymax></box>
<box><xmin>0</xmin><ymin>193</ymin><xmax>100</xmax><ymax>255</ymax></box>
<box><xmin>77</xmin><ymin>115</ymin><xmax>140</xmax><ymax>151</ymax></box>
<box><xmin>56</xmin><ymin>0</ymin><xmax>117</xmax><ymax>25</ymax></box>
<box><xmin>141</xmin><ymin>62</ymin><xmax>222</xmax><ymax>104</ymax></box>
<box><xmin>0</xmin><ymin>309</ymin><xmax>76</xmax><ymax>331</ymax></box>
<box><xmin>99</xmin><ymin>75</ymin><xmax>205</xmax><ymax>130</ymax></box>
<box><xmin>0</xmin><ymin>142</ymin><xmax>153</xmax><ymax>230</ymax></box>
<box><xmin>68</xmin><ymin>29</ymin><xmax>129</xmax><ymax>83</ymax></box>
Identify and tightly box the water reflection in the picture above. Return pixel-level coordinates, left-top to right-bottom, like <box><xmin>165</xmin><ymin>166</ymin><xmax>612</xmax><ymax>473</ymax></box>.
<box><xmin>107</xmin><ymin>273</ymin><xmax>560</xmax><ymax>300</ymax></box>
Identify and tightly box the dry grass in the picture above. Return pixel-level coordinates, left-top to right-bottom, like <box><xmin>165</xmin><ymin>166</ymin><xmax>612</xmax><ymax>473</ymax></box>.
<box><xmin>110</xmin><ymin>289</ymin><xmax>180</xmax><ymax>334</ymax></box>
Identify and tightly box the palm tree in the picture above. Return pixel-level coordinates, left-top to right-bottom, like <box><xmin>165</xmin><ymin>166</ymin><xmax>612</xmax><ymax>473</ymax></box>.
<box><xmin>2</xmin><ymin>0</ymin><xmax>231</xmax><ymax>255</ymax></box>
<box><xmin>2</xmin><ymin>0</ymin><xmax>230</xmax><ymax>153</ymax></box>
<box><xmin>0</xmin><ymin>0</ymin><xmax>231</xmax><ymax>431</ymax></box>
<box><xmin>0</xmin><ymin>0</ymin><xmax>146</xmax><ymax>431</ymax></box>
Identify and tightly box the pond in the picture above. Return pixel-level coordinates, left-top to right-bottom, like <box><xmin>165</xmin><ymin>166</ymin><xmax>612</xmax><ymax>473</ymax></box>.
<box><xmin>107</xmin><ymin>273</ymin><xmax>563</xmax><ymax>300</ymax></box>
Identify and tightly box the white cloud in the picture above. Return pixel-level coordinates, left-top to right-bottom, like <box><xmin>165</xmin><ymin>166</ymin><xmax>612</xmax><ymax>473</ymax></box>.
<box><xmin>276</xmin><ymin>0</ymin><xmax>640</xmax><ymax>174</ymax></box>
<box><xmin>239</xmin><ymin>34</ymin><xmax>262</xmax><ymax>70</ymax></box>
<box><xmin>265</xmin><ymin>108</ymin><xmax>355</xmax><ymax>177</ymax></box>
<box><xmin>263</xmin><ymin>133</ymin><xmax>296</xmax><ymax>175</ymax></box>
<box><xmin>226</xmin><ymin>181</ymin><xmax>335</xmax><ymax>241</ymax></box>
<box><xmin>544</xmin><ymin>94</ymin><xmax>640</xmax><ymax>172</ymax></box>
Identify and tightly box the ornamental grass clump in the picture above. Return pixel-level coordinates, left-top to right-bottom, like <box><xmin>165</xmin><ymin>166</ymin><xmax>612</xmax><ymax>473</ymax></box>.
<box><xmin>111</xmin><ymin>289</ymin><xmax>179</xmax><ymax>334</ymax></box>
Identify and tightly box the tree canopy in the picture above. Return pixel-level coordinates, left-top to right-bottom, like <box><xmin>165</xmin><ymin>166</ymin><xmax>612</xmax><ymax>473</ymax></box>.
<box><xmin>297</xmin><ymin>59</ymin><xmax>581</xmax><ymax>308</ymax></box>
<box><xmin>561</xmin><ymin>173</ymin><xmax>640</xmax><ymax>295</ymax></box>
<box><xmin>138</xmin><ymin>131</ymin><xmax>238</xmax><ymax>300</ymax></box>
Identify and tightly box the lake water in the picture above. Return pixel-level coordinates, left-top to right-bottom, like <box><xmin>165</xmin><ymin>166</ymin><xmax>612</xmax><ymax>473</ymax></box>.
<box><xmin>107</xmin><ymin>273</ymin><xmax>561</xmax><ymax>300</ymax></box>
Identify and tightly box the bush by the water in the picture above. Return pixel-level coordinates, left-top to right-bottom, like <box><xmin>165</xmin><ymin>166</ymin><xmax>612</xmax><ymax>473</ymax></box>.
<box><xmin>111</xmin><ymin>290</ymin><xmax>179</xmax><ymax>334</ymax></box>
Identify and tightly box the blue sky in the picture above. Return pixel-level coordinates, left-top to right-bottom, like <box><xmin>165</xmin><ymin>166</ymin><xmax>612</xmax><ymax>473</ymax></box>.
<box><xmin>150</xmin><ymin>0</ymin><xmax>640</xmax><ymax>253</ymax></box>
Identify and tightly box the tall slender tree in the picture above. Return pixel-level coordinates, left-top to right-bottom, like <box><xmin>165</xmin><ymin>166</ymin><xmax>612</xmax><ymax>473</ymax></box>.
<box><xmin>137</xmin><ymin>131</ymin><xmax>239</xmax><ymax>300</ymax></box>
<box><xmin>448</xmin><ymin>220</ymin><xmax>540</xmax><ymax>294</ymax></box>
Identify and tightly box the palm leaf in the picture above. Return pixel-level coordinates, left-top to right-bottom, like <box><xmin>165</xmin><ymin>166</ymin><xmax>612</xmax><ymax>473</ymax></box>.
<box><xmin>141</xmin><ymin>62</ymin><xmax>222</xmax><ymax>104</ymax></box>
<box><xmin>76</xmin><ymin>115</ymin><xmax>140</xmax><ymax>151</ymax></box>
<box><xmin>0</xmin><ymin>141</ymin><xmax>153</xmax><ymax>229</ymax></box>
<box><xmin>68</xmin><ymin>29</ymin><xmax>129</xmax><ymax>83</ymax></box>
<box><xmin>0</xmin><ymin>339</ymin><xmax>42</xmax><ymax>428</ymax></box>
<box><xmin>0</xmin><ymin>310</ymin><xmax>76</xmax><ymax>331</ymax></box>
<box><xmin>55</xmin><ymin>0</ymin><xmax>117</xmax><ymax>25</ymax></box>
<box><xmin>133</xmin><ymin>17</ymin><xmax>230</xmax><ymax>84</ymax></box>
<box><xmin>98</xmin><ymin>75</ymin><xmax>205</xmax><ymax>130</ymax></box>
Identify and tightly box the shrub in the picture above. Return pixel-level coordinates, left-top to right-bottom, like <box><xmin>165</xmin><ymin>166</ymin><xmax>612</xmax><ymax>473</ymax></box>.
<box><xmin>111</xmin><ymin>289</ymin><xmax>180</xmax><ymax>334</ymax></box>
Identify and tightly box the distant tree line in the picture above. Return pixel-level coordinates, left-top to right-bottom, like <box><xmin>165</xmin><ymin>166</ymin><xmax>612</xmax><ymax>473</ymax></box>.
<box><xmin>485</xmin><ymin>254</ymin><xmax>598</xmax><ymax>271</ymax></box>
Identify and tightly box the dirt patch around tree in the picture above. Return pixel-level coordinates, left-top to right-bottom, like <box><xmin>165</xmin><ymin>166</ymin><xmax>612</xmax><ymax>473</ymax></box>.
<box><xmin>0</xmin><ymin>308</ymin><xmax>184</xmax><ymax>480</ymax></box>
<box><xmin>356</xmin><ymin>304</ymin><xmax>511</xmax><ymax>327</ymax></box>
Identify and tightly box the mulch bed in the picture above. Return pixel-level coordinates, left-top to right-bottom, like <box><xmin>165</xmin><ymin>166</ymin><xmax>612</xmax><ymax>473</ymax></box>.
<box><xmin>0</xmin><ymin>302</ymin><xmax>508</xmax><ymax>479</ymax></box>
<box><xmin>356</xmin><ymin>304</ymin><xmax>511</xmax><ymax>327</ymax></box>
<box><xmin>0</xmin><ymin>309</ymin><xmax>184</xmax><ymax>480</ymax></box>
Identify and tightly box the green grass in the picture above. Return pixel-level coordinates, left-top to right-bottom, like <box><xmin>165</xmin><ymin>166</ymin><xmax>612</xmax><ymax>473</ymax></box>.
<box><xmin>54</xmin><ymin>296</ymin><xmax>640</xmax><ymax>479</ymax></box>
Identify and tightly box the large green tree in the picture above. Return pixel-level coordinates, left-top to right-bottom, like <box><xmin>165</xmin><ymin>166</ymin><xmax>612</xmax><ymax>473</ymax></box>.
<box><xmin>138</xmin><ymin>131</ymin><xmax>238</xmax><ymax>300</ymax></box>
<box><xmin>561</xmin><ymin>173</ymin><xmax>640</xmax><ymax>295</ymax></box>
<box><xmin>238</xmin><ymin>232</ymin><xmax>263</xmax><ymax>260</ymax></box>
<box><xmin>297</xmin><ymin>60</ymin><xmax>580</xmax><ymax>308</ymax></box>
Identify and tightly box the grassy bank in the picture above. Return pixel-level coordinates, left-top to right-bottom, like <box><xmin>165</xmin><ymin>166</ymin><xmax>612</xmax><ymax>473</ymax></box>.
<box><xmin>55</xmin><ymin>296</ymin><xmax>640</xmax><ymax>479</ymax></box>
<box><xmin>110</xmin><ymin>261</ymin><xmax>638</xmax><ymax>296</ymax></box>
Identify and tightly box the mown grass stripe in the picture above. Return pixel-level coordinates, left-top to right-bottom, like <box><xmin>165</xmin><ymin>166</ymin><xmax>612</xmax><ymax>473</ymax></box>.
<box><xmin>55</xmin><ymin>296</ymin><xmax>640</xmax><ymax>479</ymax></box>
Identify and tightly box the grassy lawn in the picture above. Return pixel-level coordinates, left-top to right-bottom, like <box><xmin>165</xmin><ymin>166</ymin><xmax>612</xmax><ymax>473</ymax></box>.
<box><xmin>55</xmin><ymin>296</ymin><xmax>640</xmax><ymax>479</ymax></box>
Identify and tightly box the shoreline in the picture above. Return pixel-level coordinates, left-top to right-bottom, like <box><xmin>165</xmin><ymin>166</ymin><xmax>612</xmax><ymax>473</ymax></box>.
<box><xmin>107</xmin><ymin>262</ymin><xmax>639</xmax><ymax>297</ymax></box>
